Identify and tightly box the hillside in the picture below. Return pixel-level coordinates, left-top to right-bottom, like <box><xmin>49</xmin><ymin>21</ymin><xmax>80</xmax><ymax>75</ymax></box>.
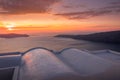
<box><xmin>55</xmin><ymin>31</ymin><xmax>120</xmax><ymax>44</ymax></box>
<box><xmin>0</xmin><ymin>33</ymin><xmax>29</xmax><ymax>38</ymax></box>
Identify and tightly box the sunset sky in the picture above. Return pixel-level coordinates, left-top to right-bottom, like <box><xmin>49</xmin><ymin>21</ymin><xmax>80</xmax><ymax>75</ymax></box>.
<box><xmin>0</xmin><ymin>0</ymin><xmax>120</xmax><ymax>34</ymax></box>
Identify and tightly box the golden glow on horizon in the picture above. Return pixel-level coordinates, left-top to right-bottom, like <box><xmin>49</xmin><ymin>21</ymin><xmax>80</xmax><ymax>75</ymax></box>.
<box><xmin>5</xmin><ymin>23</ymin><xmax>15</xmax><ymax>31</ymax></box>
<box><xmin>0</xmin><ymin>13</ymin><xmax>120</xmax><ymax>34</ymax></box>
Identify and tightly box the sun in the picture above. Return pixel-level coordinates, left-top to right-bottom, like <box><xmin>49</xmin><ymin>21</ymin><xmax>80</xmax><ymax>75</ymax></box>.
<box><xmin>5</xmin><ymin>24</ymin><xmax>15</xmax><ymax>31</ymax></box>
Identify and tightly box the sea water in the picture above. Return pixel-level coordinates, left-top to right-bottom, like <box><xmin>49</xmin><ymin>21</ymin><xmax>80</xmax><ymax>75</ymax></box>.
<box><xmin>0</xmin><ymin>34</ymin><xmax>120</xmax><ymax>54</ymax></box>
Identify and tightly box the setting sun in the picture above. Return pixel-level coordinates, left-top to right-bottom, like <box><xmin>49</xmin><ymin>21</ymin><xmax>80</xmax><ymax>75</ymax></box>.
<box><xmin>5</xmin><ymin>23</ymin><xmax>15</xmax><ymax>31</ymax></box>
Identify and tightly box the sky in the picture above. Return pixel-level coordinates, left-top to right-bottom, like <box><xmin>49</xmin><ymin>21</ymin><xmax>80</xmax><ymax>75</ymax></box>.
<box><xmin>0</xmin><ymin>0</ymin><xmax>120</xmax><ymax>34</ymax></box>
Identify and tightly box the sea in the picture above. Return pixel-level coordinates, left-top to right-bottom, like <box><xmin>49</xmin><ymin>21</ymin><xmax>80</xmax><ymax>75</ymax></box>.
<box><xmin>0</xmin><ymin>34</ymin><xmax>120</xmax><ymax>54</ymax></box>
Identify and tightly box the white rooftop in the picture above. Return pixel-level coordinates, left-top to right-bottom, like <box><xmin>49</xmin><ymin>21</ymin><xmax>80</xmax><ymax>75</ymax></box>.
<box><xmin>18</xmin><ymin>48</ymin><xmax>120</xmax><ymax>80</ymax></box>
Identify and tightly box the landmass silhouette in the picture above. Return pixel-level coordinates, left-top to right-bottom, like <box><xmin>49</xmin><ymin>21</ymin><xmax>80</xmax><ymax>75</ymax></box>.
<box><xmin>55</xmin><ymin>30</ymin><xmax>120</xmax><ymax>44</ymax></box>
<box><xmin>0</xmin><ymin>33</ymin><xmax>29</xmax><ymax>38</ymax></box>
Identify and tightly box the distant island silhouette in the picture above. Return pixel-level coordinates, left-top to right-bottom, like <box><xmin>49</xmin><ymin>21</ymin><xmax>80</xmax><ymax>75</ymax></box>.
<box><xmin>55</xmin><ymin>30</ymin><xmax>120</xmax><ymax>44</ymax></box>
<box><xmin>0</xmin><ymin>33</ymin><xmax>29</xmax><ymax>38</ymax></box>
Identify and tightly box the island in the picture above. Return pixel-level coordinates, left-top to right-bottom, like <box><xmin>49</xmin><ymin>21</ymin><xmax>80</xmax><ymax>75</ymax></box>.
<box><xmin>55</xmin><ymin>30</ymin><xmax>120</xmax><ymax>44</ymax></box>
<box><xmin>0</xmin><ymin>33</ymin><xmax>29</xmax><ymax>38</ymax></box>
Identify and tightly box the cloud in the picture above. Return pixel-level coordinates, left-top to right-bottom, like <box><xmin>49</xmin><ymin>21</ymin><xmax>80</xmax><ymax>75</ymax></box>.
<box><xmin>63</xmin><ymin>4</ymin><xmax>87</xmax><ymax>9</ymax></box>
<box><xmin>55</xmin><ymin>9</ymin><xmax>113</xmax><ymax>19</ymax></box>
<box><xmin>110</xmin><ymin>1</ymin><xmax>120</xmax><ymax>5</ymax></box>
<box><xmin>0</xmin><ymin>0</ymin><xmax>58</xmax><ymax>14</ymax></box>
<box><xmin>55</xmin><ymin>1</ymin><xmax>120</xmax><ymax>19</ymax></box>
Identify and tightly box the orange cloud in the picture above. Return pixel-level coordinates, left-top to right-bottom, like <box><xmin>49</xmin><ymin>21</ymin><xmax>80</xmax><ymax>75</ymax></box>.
<box><xmin>0</xmin><ymin>0</ymin><xmax>59</xmax><ymax>14</ymax></box>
